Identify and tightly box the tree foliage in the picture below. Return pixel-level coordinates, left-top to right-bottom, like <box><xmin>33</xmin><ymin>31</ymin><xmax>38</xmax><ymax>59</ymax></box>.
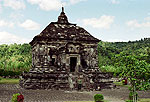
<box><xmin>98</xmin><ymin>38</ymin><xmax>150</xmax><ymax>73</ymax></box>
<box><xmin>0</xmin><ymin>43</ymin><xmax>32</xmax><ymax>74</ymax></box>
<box><xmin>98</xmin><ymin>38</ymin><xmax>150</xmax><ymax>102</ymax></box>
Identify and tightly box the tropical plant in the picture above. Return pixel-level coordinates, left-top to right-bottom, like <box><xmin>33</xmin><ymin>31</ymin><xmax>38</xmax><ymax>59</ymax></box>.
<box><xmin>94</xmin><ymin>94</ymin><xmax>104</xmax><ymax>102</ymax></box>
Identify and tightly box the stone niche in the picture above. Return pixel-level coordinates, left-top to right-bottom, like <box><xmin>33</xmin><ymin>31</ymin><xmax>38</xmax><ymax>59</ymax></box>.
<box><xmin>19</xmin><ymin>7</ymin><xmax>115</xmax><ymax>90</ymax></box>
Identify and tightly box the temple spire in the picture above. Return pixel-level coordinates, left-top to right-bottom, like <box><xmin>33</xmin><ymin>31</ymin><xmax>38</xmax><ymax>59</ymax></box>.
<box><xmin>62</xmin><ymin>7</ymin><xmax>64</xmax><ymax>12</ymax></box>
<box><xmin>57</xmin><ymin>7</ymin><xmax>69</xmax><ymax>24</ymax></box>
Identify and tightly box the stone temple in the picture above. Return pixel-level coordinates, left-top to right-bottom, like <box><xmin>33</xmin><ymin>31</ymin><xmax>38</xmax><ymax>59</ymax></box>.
<box><xmin>20</xmin><ymin>7</ymin><xmax>114</xmax><ymax>90</ymax></box>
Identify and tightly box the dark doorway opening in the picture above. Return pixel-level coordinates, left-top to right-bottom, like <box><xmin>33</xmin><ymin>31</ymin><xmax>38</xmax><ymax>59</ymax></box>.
<box><xmin>70</xmin><ymin>57</ymin><xmax>77</xmax><ymax>72</ymax></box>
<box><xmin>51</xmin><ymin>58</ymin><xmax>55</xmax><ymax>65</ymax></box>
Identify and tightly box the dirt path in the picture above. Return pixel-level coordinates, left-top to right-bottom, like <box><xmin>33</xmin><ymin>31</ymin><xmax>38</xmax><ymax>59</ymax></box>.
<box><xmin>0</xmin><ymin>84</ymin><xmax>150</xmax><ymax>102</ymax></box>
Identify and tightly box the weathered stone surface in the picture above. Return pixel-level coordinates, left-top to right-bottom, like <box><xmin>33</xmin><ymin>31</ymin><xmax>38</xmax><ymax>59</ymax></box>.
<box><xmin>20</xmin><ymin>7</ymin><xmax>115</xmax><ymax>91</ymax></box>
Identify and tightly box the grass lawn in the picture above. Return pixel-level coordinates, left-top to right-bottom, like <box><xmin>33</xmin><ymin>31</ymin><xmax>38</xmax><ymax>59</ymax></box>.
<box><xmin>138</xmin><ymin>99</ymin><xmax>150</xmax><ymax>102</ymax></box>
<box><xmin>113</xmin><ymin>81</ymin><xmax>130</xmax><ymax>87</ymax></box>
<box><xmin>65</xmin><ymin>100</ymin><xmax>109</xmax><ymax>102</ymax></box>
<box><xmin>0</xmin><ymin>77</ymin><xmax>19</xmax><ymax>84</ymax></box>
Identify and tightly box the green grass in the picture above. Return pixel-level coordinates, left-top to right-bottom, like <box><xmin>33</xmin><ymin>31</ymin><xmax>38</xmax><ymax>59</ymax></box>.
<box><xmin>0</xmin><ymin>77</ymin><xmax>19</xmax><ymax>84</ymax></box>
<box><xmin>113</xmin><ymin>81</ymin><xmax>130</xmax><ymax>87</ymax></box>
<box><xmin>113</xmin><ymin>81</ymin><xmax>123</xmax><ymax>86</ymax></box>
<box><xmin>64</xmin><ymin>101</ymin><xmax>109</xmax><ymax>102</ymax></box>
<box><xmin>138</xmin><ymin>99</ymin><xmax>150</xmax><ymax>102</ymax></box>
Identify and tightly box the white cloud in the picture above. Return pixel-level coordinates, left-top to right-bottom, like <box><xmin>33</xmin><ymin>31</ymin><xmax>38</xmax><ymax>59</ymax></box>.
<box><xmin>3</xmin><ymin>0</ymin><xmax>25</xmax><ymax>10</ymax></box>
<box><xmin>126</xmin><ymin>19</ymin><xmax>150</xmax><ymax>28</ymax></box>
<box><xmin>27</xmin><ymin>0</ymin><xmax>86</xmax><ymax>11</ymax></box>
<box><xmin>20</xmin><ymin>19</ymin><xmax>40</xmax><ymax>30</ymax></box>
<box><xmin>69</xmin><ymin>0</ymin><xmax>86</xmax><ymax>4</ymax></box>
<box><xmin>0</xmin><ymin>20</ymin><xmax>14</xmax><ymax>27</ymax></box>
<box><xmin>82</xmin><ymin>15</ymin><xmax>115</xmax><ymax>29</ymax></box>
<box><xmin>144</xmin><ymin>17</ymin><xmax>150</xmax><ymax>21</ymax></box>
<box><xmin>27</xmin><ymin>0</ymin><xmax>62</xmax><ymax>11</ymax></box>
<box><xmin>9</xmin><ymin>13</ymin><xmax>24</xmax><ymax>22</ymax></box>
<box><xmin>27</xmin><ymin>0</ymin><xmax>40</xmax><ymax>4</ymax></box>
<box><xmin>10</xmin><ymin>13</ymin><xmax>24</xmax><ymax>20</ymax></box>
<box><xmin>126</xmin><ymin>20</ymin><xmax>141</xmax><ymax>27</ymax></box>
<box><xmin>111</xmin><ymin>0</ymin><xmax>120</xmax><ymax>4</ymax></box>
<box><xmin>0</xmin><ymin>31</ymin><xmax>30</xmax><ymax>44</ymax></box>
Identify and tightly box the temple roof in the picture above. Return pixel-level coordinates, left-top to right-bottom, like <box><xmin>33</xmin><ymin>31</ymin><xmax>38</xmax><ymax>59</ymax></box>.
<box><xmin>30</xmin><ymin>7</ymin><xmax>100</xmax><ymax>45</ymax></box>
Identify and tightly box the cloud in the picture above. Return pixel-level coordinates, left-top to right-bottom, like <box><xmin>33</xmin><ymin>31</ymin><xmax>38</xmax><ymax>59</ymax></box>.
<box><xmin>82</xmin><ymin>15</ymin><xmax>115</xmax><ymax>29</ymax></box>
<box><xmin>126</xmin><ymin>19</ymin><xmax>150</xmax><ymax>28</ymax></box>
<box><xmin>10</xmin><ymin>13</ymin><xmax>24</xmax><ymax>19</ymax></box>
<box><xmin>20</xmin><ymin>19</ymin><xmax>40</xmax><ymax>30</ymax></box>
<box><xmin>27</xmin><ymin>0</ymin><xmax>62</xmax><ymax>11</ymax></box>
<box><xmin>27</xmin><ymin>0</ymin><xmax>86</xmax><ymax>11</ymax></box>
<box><xmin>0</xmin><ymin>31</ymin><xmax>30</xmax><ymax>44</ymax></box>
<box><xmin>3</xmin><ymin>0</ymin><xmax>25</xmax><ymax>10</ymax></box>
<box><xmin>0</xmin><ymin>20</ymin><xmax>14</xmax><ymax>27</ymax></box>
<box><xmin>144</xmin><ymin>17</ymin><xmax>150</xmax><ymax>21</ymax></box>
<box><xmin>111</xmin><ymin>0</ymin><xmax>120</xmax><ymax>4</ymax></box>
<box><xmin>69</xmin><ymin>0</ymin><xmax>86</xmax><ymax>4</ymax></box>
<box><xmin>9</xmin><ymin>13</ymin><xmax>24</xmax><ymax>22</ymax></box>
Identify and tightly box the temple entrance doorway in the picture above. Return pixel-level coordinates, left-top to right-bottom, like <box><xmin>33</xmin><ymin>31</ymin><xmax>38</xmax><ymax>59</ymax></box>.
<box><xmin>51</xmin><ymin>58</ymin><xmax>55</xmax><ymax>65</ymax></box>
<box><xmin>70</xmin><ymin>57</ymin><xmax>77</xmax><ymax>72</ymax></box>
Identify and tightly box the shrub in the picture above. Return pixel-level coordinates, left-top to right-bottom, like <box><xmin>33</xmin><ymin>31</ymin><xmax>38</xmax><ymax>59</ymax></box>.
<box><xmin>94</xmin><ymin>94</ymin><xmax>104</xmax><ymax>102</ymax></box>
<box><xmin>11</xmin><ymin>93</ymin><xmax>20</xmax><ymax>102</ymax></box>
<box><xmin>0</xmin><ymin>68</ymin><xmax>22</xmax><ymax>77</ymax></box>
<box><xmin>11</xmin><ymin>93</ymin><xmax>24</xmax><ymax>102</ymax></box>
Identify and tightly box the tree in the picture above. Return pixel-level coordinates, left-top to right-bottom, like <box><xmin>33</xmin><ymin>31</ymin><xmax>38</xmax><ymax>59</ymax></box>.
<box><xmin>116</xmin><ymin>56</ymin><xmax>150</xmax><ymax>102</ymax></box>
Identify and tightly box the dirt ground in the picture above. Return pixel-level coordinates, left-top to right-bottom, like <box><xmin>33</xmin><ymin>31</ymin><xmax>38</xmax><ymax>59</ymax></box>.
<box><xmin>0</xmin><ymin>84</ymin><xmax>150</xmax><ymax>102</ymax></box>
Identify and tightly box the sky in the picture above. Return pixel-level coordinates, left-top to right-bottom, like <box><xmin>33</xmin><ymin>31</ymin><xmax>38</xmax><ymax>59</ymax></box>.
<box><xmin>0</xmin><ymin>0</ymin><xmax>150</xmax><ymax>44</ymax></box>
